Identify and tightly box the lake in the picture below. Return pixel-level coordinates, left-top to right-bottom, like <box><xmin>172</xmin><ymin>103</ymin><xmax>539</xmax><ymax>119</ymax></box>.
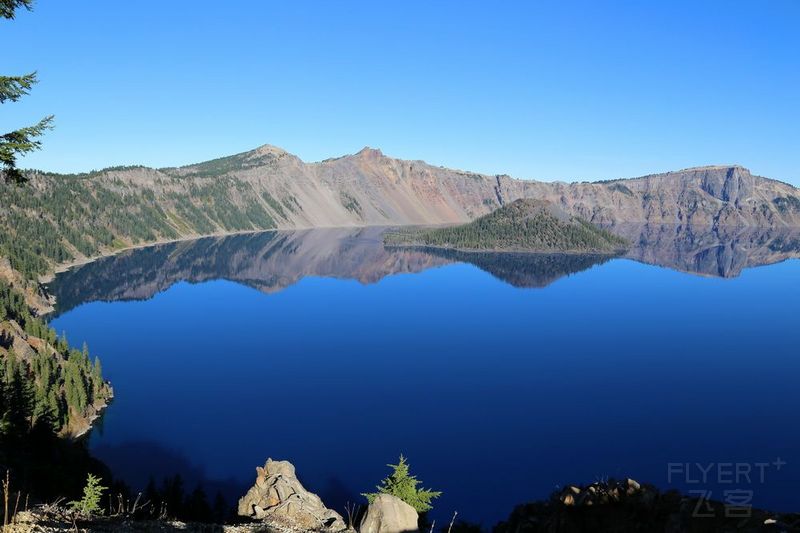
<box><xmin>48</xmin><ymin>225</ymin><xmax>800</xmax><ymax>527</ymax></box>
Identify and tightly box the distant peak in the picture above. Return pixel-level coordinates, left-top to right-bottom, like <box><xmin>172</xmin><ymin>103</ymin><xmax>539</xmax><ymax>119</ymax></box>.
<box><xmin>355</xmin><ymin>146</ymin><xmax>384</xmax><ymax>158</ymax></box>
<box><xmin>676</xmin><ymin>164</ymin><xmax>749</xmax><ymax>173</ymax></box>
<box><xmin>252</xmin><ymin>144</ymin><xmax>288</xmax><ymax>156</ymax></box>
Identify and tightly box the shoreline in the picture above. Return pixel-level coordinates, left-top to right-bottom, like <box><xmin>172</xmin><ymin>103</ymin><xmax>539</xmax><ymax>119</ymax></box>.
<box><xmin>385</xmin><ymin>242</ymin><xmax>629</xmax><ymax>256</ymax></box>
<box><xmin>38</xmin><ymin>222</ymin><xmax>411</xmax><ymax>284</ymax></box>
<box><xmin>39</xmin><ymin>228</ymin><xmax>278</xmax><ymax>284</ymax></box>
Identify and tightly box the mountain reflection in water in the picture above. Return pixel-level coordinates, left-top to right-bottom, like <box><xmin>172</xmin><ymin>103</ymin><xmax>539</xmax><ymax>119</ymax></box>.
<box><xmin>48</xmin><ymin>224</ymin><xmax>800</xmax><ymax>315</ymax></box>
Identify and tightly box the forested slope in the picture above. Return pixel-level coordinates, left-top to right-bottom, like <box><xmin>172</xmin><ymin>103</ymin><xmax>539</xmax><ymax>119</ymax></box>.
<box><xmin>387</xmin><ymin>199</ymin><xmax>629</xmax><ymax>253</ymax></box>
<box><xmin>0</xmin><ymin>279</ymin><xmax>111</xmax><ymax>437</ymax></box>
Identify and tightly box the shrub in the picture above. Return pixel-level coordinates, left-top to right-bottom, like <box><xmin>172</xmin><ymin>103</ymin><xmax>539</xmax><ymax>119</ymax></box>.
<box><xmin>362</xmin><ymin>455</ymin><xmax>442</xmax><ymax>513</ymax></box>
<box><xmin>69</xmin><ymin>474</ymin><xmax>107</xmax><ymax>516</ymax></box>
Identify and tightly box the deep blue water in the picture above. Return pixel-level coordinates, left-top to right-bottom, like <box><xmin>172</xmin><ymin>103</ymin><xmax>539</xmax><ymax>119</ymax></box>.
<box><xmin>48</xmin><ymin>228</ymin><xmax>800</xmax><ymax>526</ymax></box>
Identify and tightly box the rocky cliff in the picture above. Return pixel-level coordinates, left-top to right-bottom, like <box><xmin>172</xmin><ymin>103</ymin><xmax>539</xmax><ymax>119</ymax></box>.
<box><xmin>121</xmin><ymin>147</ymin><xmax>800</xmax><ymax>229</ymax></box>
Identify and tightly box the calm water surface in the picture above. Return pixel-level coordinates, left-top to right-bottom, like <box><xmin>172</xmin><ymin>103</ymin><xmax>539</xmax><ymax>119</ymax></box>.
<box><xmin>49</xmin><ymin>227</ymin><xmax>800</xmax><ymax>526</ymax></box>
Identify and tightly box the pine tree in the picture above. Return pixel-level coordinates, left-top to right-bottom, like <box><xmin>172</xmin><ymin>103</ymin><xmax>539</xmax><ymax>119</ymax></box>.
<box><xmin>161</xmin><ymin>474</ymin><xmax>185</xmax><ymax>518</ymax></box>
<box><xmin>7</xmin><ymin>362</ymin><xmax>34</xmax><ymax>436</ymax></box>
<box><xmin>212</xmin><ymin>492</ymin><xmax>228</xmax><ymax>523</ymax></box>
<box><xmin>0</xmin><ymin>371</ymin><xmax>9</xmax><ymax>435</ymax></box>
<box><xmin>69</xmin><ymin>474</ymin><xmax>107</xmax><ymax>515</ymax></box>
<box><xmin>362</xmin><ymin>455</ymin><xmax>442</xmax><ymax>513</ymax></box>
<box><xmin>183</xmin><ymin>485</ymin><xmax>212</xmax><ymax>522</ymax></box>
<box><xmin>1</xmin><ymin>0</ymin><xmax>53</xmax><ymax>184</ymax></box>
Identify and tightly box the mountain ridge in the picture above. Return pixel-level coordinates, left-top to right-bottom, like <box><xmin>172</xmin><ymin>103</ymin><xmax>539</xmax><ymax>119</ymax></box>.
<box><xmin>3</xmin><ymin>144</ymin><xmax>800</xmax><ymax>280</ymax></box>
<box><xmin>44</xmin><ymin>145</ymin><xmax>792</xmax><ymax>190</ymax></box>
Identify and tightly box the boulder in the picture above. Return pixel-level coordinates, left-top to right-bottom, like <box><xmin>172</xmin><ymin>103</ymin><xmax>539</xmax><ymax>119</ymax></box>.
<box><xmin>237</xmin><ymin>458</ymin><xmax>345</xmax><ymax>531</ymax></box>
<box><xmin>359</xmin><ymin>494</ymin><xmax>419</xmax><ymax>533</ymax></box>
<box><xmin>626</xmin><ymin>478</ymin><xmax>641</xmax><ymax>495</ymax></box>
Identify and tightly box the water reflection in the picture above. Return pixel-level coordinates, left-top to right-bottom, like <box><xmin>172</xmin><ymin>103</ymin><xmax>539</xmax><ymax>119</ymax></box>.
<box><xmin>617</xmin><ymin>224</ymin><xmax>800</xmax><ymax>277</ymax></box>
<box><xmin>48</xmin><ymin>227</ymin><xmax>445</xmax><ymax>315</ymax></box>
<box><xmin>48</xmin><ymin>224</ymin><xmax>800</xmax><ymax>314</ymax></box>
<box><xmin>412</xmin><ymin>247</ymin><xmax>615</xmax><ymax>288</ymax></box>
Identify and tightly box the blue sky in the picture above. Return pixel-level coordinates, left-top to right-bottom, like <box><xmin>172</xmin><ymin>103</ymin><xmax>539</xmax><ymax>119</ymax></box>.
<box><xmin>2</xmin><ymin>1</ymin><xmax>799</xmax><ymax>183</ymax></box>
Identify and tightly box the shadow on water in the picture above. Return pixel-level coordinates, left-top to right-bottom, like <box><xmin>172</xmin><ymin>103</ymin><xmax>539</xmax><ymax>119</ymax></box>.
<box><xmin>92</xmin><ymin>440</ymin><xmax>248</xmax><ymax>505</ymax></box>
<box><xmin>316</xmin><ymin>477</ymin><xmax>361</xmax><ymax>516</ymax></box>
<box><xmin>92</xmin><ymin>439</ymin><xmax>361</xmax><ymax>518</ymax></box>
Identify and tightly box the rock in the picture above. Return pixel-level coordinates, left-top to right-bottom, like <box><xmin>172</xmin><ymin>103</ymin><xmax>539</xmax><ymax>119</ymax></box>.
<box><xmin>358</xmin><ymin>494</ymin><xmax>419</xmax><ymax>533</ymax></box>
<box><xmin>237</xmin><ymin>458</ymin><xmax>345</xmax><ymax>531</ymax></box>
<box><xmin>626</xmin><ymin>478</ymin><xmax>641</xmax><ymax>495</ymax></box>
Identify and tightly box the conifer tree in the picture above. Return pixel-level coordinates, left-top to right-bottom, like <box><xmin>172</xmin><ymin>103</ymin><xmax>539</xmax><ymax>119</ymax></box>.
<box><xmin>69</xmin><ymin>474</ymin><xmax>107</xmax><ymax>515</ymax></box>
<box><xmin>7</xmin><ymin>363</ymin><xmax>34</xmax><ymax>435</ymax></box>
<box><xmin>363</xmin><ymin>454</ymin><xmax>442</xmax><ymax>513</ymax></box>
<box><xmin>1</xmin><ymin>0</ymin><xmax>53</xmax><ymax>183</ymax></box>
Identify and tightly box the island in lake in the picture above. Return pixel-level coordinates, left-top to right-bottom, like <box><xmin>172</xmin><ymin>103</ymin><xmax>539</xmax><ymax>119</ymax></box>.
<box><xmin>385</xmin><ymin>198</ymin><xmax>629</xmax><ymax>254</ymax></box>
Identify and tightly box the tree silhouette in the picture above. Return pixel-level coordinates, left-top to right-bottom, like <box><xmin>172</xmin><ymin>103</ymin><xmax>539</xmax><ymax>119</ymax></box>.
<box><xmin>1</xmin><ymin>0</ymin><xmax>53</xmax><ymax>183</ymax></box>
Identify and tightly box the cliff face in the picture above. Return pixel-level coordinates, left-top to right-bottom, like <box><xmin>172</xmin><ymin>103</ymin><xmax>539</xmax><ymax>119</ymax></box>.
<box><xmin>537</xmin><ymin>165</ymin><xmax>800</xmax><ymax>227</ymax></box>
<box><xmin>163</xmin><ymin>147</ymin><xmax>800</xmax><ymax>229</ymax></box>
<box><xmin>33</xmin><ymin>146</ymin><xmax>800</xmax><ymax>234</ymax></box>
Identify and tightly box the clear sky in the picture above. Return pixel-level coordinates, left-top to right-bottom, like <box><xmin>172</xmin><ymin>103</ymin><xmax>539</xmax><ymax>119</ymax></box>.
<box><xmin>2</xmin><ymin>1</ymin><xmax>799</xmax><ymax>183</ymax></box>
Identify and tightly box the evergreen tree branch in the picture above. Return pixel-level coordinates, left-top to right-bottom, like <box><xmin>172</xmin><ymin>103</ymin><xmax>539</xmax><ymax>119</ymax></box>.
<box><xmin>1</xmin><ymin>115</ymin><xmax>54</xmax><ymax>183</ymax></box>
<box><xmin>0</xmin><ymin>0</ymin><xmax>33</xmax><ymax>19</ymax></box>
<box><xmin>0</xmin><ymin>73</ymin><xmax>38</xmax><ymax>103</ymax></box>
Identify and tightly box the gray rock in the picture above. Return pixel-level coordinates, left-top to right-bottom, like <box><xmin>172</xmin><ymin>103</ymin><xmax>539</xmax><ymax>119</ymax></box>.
<box><xmin>358</xmin><ymin>494</ymin><xmax>419</xmax><ymax>533</ymax></box>
<box><xmin>237</xmin><ymin>458</ymin><xmax>345</xmax><ymax>531</ymax></box>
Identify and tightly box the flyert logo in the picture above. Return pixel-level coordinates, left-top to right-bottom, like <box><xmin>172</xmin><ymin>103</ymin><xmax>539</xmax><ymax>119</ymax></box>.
<box><xmin>666</xmin><ymin>459</ymin><xmax>787</xmax><ymax>518</ymax></box>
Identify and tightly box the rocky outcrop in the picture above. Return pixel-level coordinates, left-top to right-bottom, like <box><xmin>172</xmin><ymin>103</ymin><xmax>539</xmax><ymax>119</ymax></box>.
<box><xmin>10</xmin><ymin>480</ymin><xmax>797</xmax><ymax>533</ymax></box>
<box><xmin>358</xmin><ymin>495</ymin><xmax>419</xmax><ymax>533</ymax></box>
<box><xmin>0</xmin><ymin>257</ymin><xmax>52</xmax><ymax>314</ymax></box>
<box><xmin>557</xmin><ymin>478</ymin><xmax>644</xmax><ymax>507</ymax></box>
<box><xmin>495</xmin><ymin>478</ymin><xmax>798</xmax><ymax>532</ymax></box>
<box><xmin>237</xmin><ymin>459</ymin><xmax>346</xmax><ymax>532</ymax></box>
